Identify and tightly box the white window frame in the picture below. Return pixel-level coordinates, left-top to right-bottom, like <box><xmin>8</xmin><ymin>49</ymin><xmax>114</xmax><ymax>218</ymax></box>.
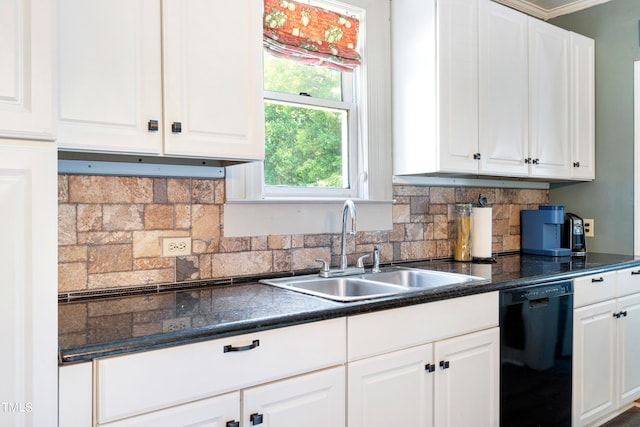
<box><xmin>224</xmin><ymin>0</ymin><xmax>392</xmax><ymax>237</ymax></box>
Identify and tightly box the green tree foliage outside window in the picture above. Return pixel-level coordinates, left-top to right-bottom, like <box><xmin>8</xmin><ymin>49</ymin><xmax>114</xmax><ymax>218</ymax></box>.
<box><xmin>264</xmin><ymin>53</ymin><xmax>348</xmax><ymax>189</ymax></box>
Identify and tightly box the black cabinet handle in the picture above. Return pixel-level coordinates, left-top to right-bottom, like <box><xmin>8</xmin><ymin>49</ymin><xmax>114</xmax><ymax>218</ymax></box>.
<box><xmin>148</xmin><ymin>120</ymin><xmax>159</xmax><ymax>132</ymax></box>
<box><xmin>226</xmin><ymin>421</ymin><xmax>240</xmax><ymax>427</ymax></box>
<box><xmin>573</xmin><ymin>161</ymin><xmax>580</xmax><ymax>167</ymax></box>
<box><xmin>621</xmin><ymin>311</ymin><xmax>628</xmax><ymax>317</ymax></box>
<box><xmin>439</xmin><ymin>360</ymin><xmax>450</xmax><ymax>369</ymax></box>
<box><xmin>425</xmin><ymin>363</ymin><xmax>435</xmax><ymax>373</ymax></box>
<box><xmin>250</xmin><ymin>413</ymin><xmax>264</xmax><ymax>425</ymax></box>
<box><xmin>224</xmin><ymin>339</ymin><xmax>260</xmax><ymax>353</ymax></box>
<box><xmin>172</xmin><ymin>121</ymin><xmax>182</xmax><ymax>133</ymax></box>
<box><xmin>591</xmin><ymin>277</ymin><xmax>605</xmax><ymax>283</ymax></box>
<box><xmin>631</xmin><ymin>270</ymin><xmax>640</xmax><ymax>275</ymax></box>
<box><xmin>473</xmin><ymin>153</ymin><xmax>481</xmax><ymax>160</ymax></box>
<box><xmin>532</xmin><ymin>158</ymin><xmax>540</xmax><ymax>165</ymax></box>
<box><xmin>614</xmin><ymin>312</ymin><xmax>621</xmax><ymax>318</ymax></box>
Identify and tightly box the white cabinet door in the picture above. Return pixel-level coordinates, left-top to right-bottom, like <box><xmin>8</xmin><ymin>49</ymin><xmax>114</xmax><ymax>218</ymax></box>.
<box><xmin>478</xmin><ymin>0</ymin><xmax>528</xmax><ymax>177</ymax></box>
<box><xmin>348</xmin><ymin>344</ymin><xmax>434</xmax><ymax>427</ymax></box>
<box><xmin>569</xmin><ymin>32</ymin><xmax>595</xmax><ymax>180</ymax></box>
<box><xmin>617</xmin><ymin>293</ymin><xmax>640</xmax><ymax>407</ymax></box>
<box><xmin>434</xmin><ymin>327</ymin><xmax>499</xmax><ymax>427</ymax></box>
<box><xmin>57</xmin><ymin>0</ymin><xmax>162</xmax><ymax>154</ymax></box>
<box><xmin>0</xmin><ymin>142</ymin><xmax>57</xmax><ymax>426</ymax></box>
<box><xmin>0</xmin><ymin>0</ymin><xmax>54</xmax><ymax>140</ymax></box>
<box><xmin>572</xmin><ymin>300</ymin><xmax>617</xmax><ymax>427</ymax></box>
<box><xmin>528</xmin><ymin>18</ymin><xmax>571</xmax><ymax>179</ymax></box>
<box><xmin>243</xmin><ymin>367</ymin><xmax>345</xmax><ymax>427</ymax></box>
<box><xmin>437</xmin><ymin>0</ymin><xmax>479</xmax><ymax>174</ymax></box>
<box><xmin>162</xmin><ymin>0</ymin><xmax>264</xmax><ymax>161</ymax></box>
<box><xmin>99</xmin><ymin>392</ymin><xmax>240</xmax><ymax>427</ymax></box>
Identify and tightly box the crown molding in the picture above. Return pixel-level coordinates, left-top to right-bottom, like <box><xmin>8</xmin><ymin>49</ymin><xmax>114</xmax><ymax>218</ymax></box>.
<box><xmin>493</xmin><ymin>0</ymin><xmax>612</xmax><ymax>20</ymax></box>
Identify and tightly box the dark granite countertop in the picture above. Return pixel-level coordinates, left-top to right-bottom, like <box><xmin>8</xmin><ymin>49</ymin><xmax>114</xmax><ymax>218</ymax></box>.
<box><xmin>58</xmin><ymin>252</ymin><xmax>640</xmax><ymax>364</ymax></box>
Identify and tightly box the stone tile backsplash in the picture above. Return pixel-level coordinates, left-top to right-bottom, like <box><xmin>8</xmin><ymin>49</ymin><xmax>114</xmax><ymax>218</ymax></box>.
<box><xmin>58</xmin><ymin>175</ymin><xmax>548</xmax><ymax>293</ymax></box>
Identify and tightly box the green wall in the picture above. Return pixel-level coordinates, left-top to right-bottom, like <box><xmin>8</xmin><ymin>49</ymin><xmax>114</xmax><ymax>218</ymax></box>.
<box><xmin>549</xmin><ymin>0</ymin><xmax>640</xmax><ymax>255</ymax></box>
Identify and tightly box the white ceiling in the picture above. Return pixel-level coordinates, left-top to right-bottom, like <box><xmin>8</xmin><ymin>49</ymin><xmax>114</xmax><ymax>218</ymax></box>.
<box><xmin>494</xmin><ymin>0</ymin><xmax>613</xmax><ymax>19</ymax></box>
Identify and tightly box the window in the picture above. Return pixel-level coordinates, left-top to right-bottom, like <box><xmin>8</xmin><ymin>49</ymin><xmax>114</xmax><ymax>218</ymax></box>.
<box><xmin>224</xmin><ymin>0</ymin><xmax>392</xmax><ymax>236</ymax></box>
<box><xmin>262</xmin><ymin>0</ymin><xmax>362</xmax><ymax>199</ymax></box>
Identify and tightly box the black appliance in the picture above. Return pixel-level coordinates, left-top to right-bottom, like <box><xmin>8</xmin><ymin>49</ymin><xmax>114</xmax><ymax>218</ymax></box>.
<box><xmin>562</xmin><ymin>213</ymin><xmax>587</xmax><ymax>257</ymax></box>
<box><xmin>499</xmin><ymin>280</ymin><xmax>573</xmax><ymax>427</ymax></box>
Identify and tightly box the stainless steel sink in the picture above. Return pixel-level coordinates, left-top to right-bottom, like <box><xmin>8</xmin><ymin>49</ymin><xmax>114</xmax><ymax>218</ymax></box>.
<box><xmin>259</xmin><ymin>276</ymin><xmax>409</xmax><ymax>302</ymax></box>
<box><xmin>359</xmin><ymin>268</ymin><xmax>484</xmax><ymax>290</ymax></box>
<box><xmin>260</xmin><ymin>267</ymin><xmax>488</xmax><ymax>302</ymax></box>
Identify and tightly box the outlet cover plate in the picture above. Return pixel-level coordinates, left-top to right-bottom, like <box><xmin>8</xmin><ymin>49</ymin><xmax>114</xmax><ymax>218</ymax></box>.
<box><xmin>162</xmin><ymin>237</ymin><xmax>191</xmax><ymax>256</ymax></box>
<box><xmin>583</xmin><ymin>219</ymin><xmax>594</xmax><ymax>237</ymax></box>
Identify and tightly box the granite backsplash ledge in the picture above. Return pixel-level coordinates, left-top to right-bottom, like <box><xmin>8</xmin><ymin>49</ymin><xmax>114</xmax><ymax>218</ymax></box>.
<box><xmin>58</xmin><ymin>174</ymin><xmax>549</xmax><ymax>293</ymax></box>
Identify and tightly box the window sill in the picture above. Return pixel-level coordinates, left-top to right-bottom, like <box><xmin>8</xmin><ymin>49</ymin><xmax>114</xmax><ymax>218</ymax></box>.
<box><xmin>223</xmin><ymin>199</ymin><xmax>393</xmax><ymax>237</ymax></box>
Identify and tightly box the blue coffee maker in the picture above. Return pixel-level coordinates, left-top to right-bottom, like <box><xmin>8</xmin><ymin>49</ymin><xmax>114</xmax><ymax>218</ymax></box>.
<box><xmin>521</xmin><ymin>205</ymin><xmax>572</xmax><ymax>256</ymax></box>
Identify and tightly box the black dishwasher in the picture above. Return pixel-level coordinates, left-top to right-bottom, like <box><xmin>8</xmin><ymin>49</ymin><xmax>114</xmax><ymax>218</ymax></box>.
<box><xmin>500</xmin><ymin>280</ymin><xmax>573</xmax><ymax>427</ymax></box>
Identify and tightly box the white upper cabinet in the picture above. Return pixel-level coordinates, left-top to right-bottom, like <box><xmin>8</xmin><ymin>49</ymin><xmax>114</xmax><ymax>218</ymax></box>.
<box><xmin>392</xmin><ymin>0</ymin><xmax>478</xmax><ymax>176</ymax></box>
<box><xmin>57</xmin><ymin>0</ymin><xmax>264</xmax><ymax>162</ymax></box>
<box><xmin>570</xmin><ymin>32</ymin><xmax>595</xmax><ymax>180</ymax></box>
<box><xmin>57</xmin><ymin>0</ymin><xmax>162</xmax><ymax>154</ymax></box>
<box><xmin>392</xmin><ymin>0</ymin><xmax>593</xmax><ymax>181</ymax></box>
<box><xmin>0</xmin><ymin>0</ymin><xmax>55</xmax><ymax>140</ymax></box>
<box><xmin>162</xmin><ymin>0</ymin><xmax>264</xmax><ymax>160</ymax></box>
<box><xmin>528</xmin><ymin>18</ymin><xmax>572</xmax><ymax>179</ymax></box>
<box><xmin>436</xmin><ymin>0</ymin><xmax>479</xmax><ymax>174</ymax></box>
<box><xmin>478</xmin><ymin>0</ymin><xmax>529</xmax><ymax>177</ymax></box>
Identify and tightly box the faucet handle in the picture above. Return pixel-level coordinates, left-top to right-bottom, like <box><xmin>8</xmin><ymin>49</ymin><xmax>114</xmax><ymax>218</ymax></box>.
<box><xmin>356</xmin><ymin>254</ymin><xmax>370</xmax><ymax>268</ymax></box>
<box><xmin>372</xmin><ymin>245</ymin><xmax>381</xmax><ymax>272</ymax></box>
<box><xmin>315</xmin><ymin>259</ymin><xmax>330</xmax><ymax>274</ymax></box>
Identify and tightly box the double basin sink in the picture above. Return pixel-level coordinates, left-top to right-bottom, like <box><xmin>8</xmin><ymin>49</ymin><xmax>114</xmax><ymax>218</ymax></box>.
<box><xmin>260</xmin><ymin>267</ymin><xmax>489</xmax><ymax>302</ymax></box>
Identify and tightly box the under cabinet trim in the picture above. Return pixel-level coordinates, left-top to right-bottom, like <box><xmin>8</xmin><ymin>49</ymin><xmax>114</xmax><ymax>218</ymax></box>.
<box><xmin>58</xmin><ymin>159</ymin><xmax>225</xmax><ymax>179</ymax></box>
<box><xmin>393</xmin><ymin>175</ymin><xmax>550</xmax><ymax>189</ymax></box>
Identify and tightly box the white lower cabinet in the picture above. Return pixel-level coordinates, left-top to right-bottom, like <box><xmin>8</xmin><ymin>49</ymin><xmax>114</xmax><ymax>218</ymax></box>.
<box><xmin>348</xmin><ymin>344</ymin><xmax>434</xmax><ymax>426</ymax></box>
<box><xmin>59</xmin><ymin>363</ymin><xmax>93</xmax><ymax>427</ymax></box>
<box><xmin>347</xmin><ymin>292</ymin><xmax>500</xmax><ymax>427</ymax></box>
<box><xmin>94</xmin><ymin>318</ymin><xmax>346</xmax><ymax>426</ymax></box>
<box><xmin>99</xmin><ymin>392</ymin><xmax>240</xmax><ymax>427</ymax></box>
<box><xmin>572</xmin><ymin>268</ymin><xmax>640</xmax><ymax>426</ymax></box>
<box><xmin>434</xmin><ymin>328</ymin><xmax>499</xmax><ymax>427</ymax></box>
<box><xmin>243</xmin><ymin>366</ymin><xmax>345</xmax><ymax>427</ymax></box>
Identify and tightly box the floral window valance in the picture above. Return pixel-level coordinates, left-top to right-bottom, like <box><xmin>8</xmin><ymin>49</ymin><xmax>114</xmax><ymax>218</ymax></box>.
<box><xmin>263</xmin><ymin>0</ymin><xmax>361</xmax><ymax>72</ymax></box>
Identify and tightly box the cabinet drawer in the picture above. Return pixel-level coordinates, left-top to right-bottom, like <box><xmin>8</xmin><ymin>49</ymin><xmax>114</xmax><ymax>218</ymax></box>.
<box><xmin>347</xmin><ymin>292</ymin><xmax>498</xmax><ymax>361</ymax></box>
<box><xmin>574</xmin><ymin>272</ymin><xmax>616</xmax><ymax>308</ymax></box>
<box><xmin>98</xmin><ymin>392</ymin><xmax>239</xmax><ymax>427</ymax></box>
<box><xmin>617</xmin><ymin>266</ymin><xmax>640</xmax><ymax>297</ymax></box>
<box><xmin>96</xmin><ymin>318</ymin><xmax>346</xmax><ymax>424</ymax></box>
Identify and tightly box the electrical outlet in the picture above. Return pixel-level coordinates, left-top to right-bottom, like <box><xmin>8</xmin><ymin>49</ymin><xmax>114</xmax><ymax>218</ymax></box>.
<box><xmin>162</xmin><ymin>237</ymin><xmax>191</xmax><ymax>256</ymax></box>
<box><xmin>583</xmin><ymin>218</ymin><xmax>594</xmax><ymax>237</ymax></box>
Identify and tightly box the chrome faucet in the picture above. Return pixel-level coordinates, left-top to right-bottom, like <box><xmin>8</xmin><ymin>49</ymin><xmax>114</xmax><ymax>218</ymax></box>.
<box><xmin>315</xmin><ymin>200</ymin><xmax>367</xmax><ymax>278</ymax></box>
<box><xmin>340</xmin><ymin>200</ymin><xmax>356</xmax><ymax>270</ymax></box>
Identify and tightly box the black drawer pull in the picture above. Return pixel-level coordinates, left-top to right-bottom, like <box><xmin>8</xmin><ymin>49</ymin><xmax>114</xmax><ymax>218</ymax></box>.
<box><xmin>621</xmin><ymin>311</ymin><xmax>628</xmax><ymax>317</ymax></box>
<box><xmin>591</xmin><ymin>277</ymin><xmax>605</xmax><ymax>283</ymax></box>
<box><xmin>250</xmin><ymin>413</ymin><xmax>264</xmax><ymax>425</ymax></box>
<box><xmin>224</xmin><ymin>339</ymin><xmax>260</xmax><ymax>353</ymax></box>
<box><xmin>148</xmin><ymin>120</ymin><xmax>159</xmax><ymax>132</ymax></box>
<box><xmin>439</xmin><ymin>360</ymin><xmax>450</xmax><ymax>369</ymax></box>
<box><xmin>226</xmin><ymin>421</ymin><xmax>240</xmax><ymax>427</ymax></box>
<box><xmin>631</xmin><ymin>270</ymin><xmax>640</xmax><ymax>275</ymax></box>
<box><xmin>171</xmin><ymin>121</ymin><xmax>182</xmax><ymax>133</ymax></box>
<box><xmin>425</xmin><ymin>363</ymin><xmax>435</xmax><ymax>373</ymax></box>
